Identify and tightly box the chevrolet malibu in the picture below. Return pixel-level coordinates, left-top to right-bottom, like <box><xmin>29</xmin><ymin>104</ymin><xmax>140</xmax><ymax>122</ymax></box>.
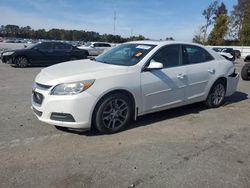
<box><xmin>31</xmin><ymin>41</ymin><xmax>239</xmax><ymax>134</ymax></box>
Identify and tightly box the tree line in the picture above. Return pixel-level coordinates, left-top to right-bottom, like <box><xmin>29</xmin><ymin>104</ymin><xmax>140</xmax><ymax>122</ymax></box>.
<box><xmin>0</xmin><ymin>25</ymin><xmax>146</xmax><ymax>43</ymax></box>
<box><xmin>193</xmin><ymin>0</ymin><xmax>250</xmax><ymax>46</ymax></box>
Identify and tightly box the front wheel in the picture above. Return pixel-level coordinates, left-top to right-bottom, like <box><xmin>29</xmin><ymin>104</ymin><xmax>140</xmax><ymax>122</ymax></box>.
<box><xmin>94</xmin><ymin>93</ymin><xmax>133</xmax><ymax>134</ymax></box>
<box><xmin>205</xmin><ymin>80</ymin><xmax>226</xmax><ymax>108</ymax></box>
<box><xmin>15</xmin><ymin>56</ymin><xmax>29</xmax><ymax>68</ymax></box>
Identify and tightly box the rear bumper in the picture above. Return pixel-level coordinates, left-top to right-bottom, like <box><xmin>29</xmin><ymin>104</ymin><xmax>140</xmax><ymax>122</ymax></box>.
<box><xmin>226</xmin><ymin>73</ymin><xmax>239</xmax><ymax>96</ymax></box>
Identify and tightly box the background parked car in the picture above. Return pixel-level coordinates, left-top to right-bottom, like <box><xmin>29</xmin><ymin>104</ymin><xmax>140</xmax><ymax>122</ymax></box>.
<box><xmin>233</xmin><ymin>49</ymin><xmax>241</xmax><ymax>58</ymax></box>
<box><xmin>242</xmin><ymin>55</ymin><xmax>250</xmax><ymax>80</ymax></box>
<box><xmin>241</xmin><ymin>62</ymin><xmax>250</xmax><ymax>81</ymax></box>
<box><xmin>212</xmin><ymin>47</ymin><xmax>236</xmax><ymax>61</ymax></box>
<box><xmin>78</xmin><ymin>42</ymin><xmax>112</xmax><ymax>56</ymax></box>
<box><xmin>244</xmin><ymin>54</ymin><xmax>250</xmax><ymax>62</ymax></box>
<box><xmin>1</xmin><ymin>41</ymin><xmax>88</xmax><ymax>67</ymax></box>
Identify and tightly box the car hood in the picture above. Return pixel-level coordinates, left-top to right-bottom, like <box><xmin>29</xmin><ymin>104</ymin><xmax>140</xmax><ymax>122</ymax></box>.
<box><xmin>35</xmin><ymin>59</ymin><xmax>129</xmax><ymax>85</ymax></box>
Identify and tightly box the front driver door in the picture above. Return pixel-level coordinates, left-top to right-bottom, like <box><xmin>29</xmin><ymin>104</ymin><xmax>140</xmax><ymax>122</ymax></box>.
<box><xmin>141</xmin><ymin>44</ymin><xmax>187</xmax><ymax>113</ymax></box>
<box><xmin>31</xmin><ymin>42</ymin><xmax>54</xmax><ymax>65</ymax></box>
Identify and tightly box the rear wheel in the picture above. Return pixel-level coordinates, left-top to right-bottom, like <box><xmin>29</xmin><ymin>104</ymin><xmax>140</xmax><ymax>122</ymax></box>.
<box><xmin>205</xmin><ymin>80</ymin><xmax>226</xmax><ymax>108</ymax></box>
<box><xmin>241</xmin><ymin>63</ymin><xmax>250</xmax><ymax>81</ymax></box>
<box><xmin>15</xmin><ymin>56</ymin><xmax>29</xmax><ymax>68</ymax></box>
<box><xmin>94</xmin><ymin>93</ymin><xmax>133</xmax><ymax>134</ymax></box>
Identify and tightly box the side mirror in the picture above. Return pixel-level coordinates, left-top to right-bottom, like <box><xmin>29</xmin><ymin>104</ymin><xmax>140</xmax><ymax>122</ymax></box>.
<box><xmin>24</xmin><ymin>45</ymin><xmax>27</xmax><ymax>48</ymax></box>
<box><xmin>146</xmin><ymin>61</ymin><xmax>163</xmax><ymax>70</ymax></box>
<box><xmin>90</xmin><ymin>44</ymin><xmax>95</xmax><ymax>48</ymax></box>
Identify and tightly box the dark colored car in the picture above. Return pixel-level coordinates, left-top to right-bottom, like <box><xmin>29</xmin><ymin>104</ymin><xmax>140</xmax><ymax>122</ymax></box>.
<box><xmin>222</xmin><ymin>48</ymin><xmax>236</xmax><ymax>58</ymax></box>
<box><xmin>241</xmin><ymin>55</ymin><xmax>250</xmax><ymax>80</ymax></box>
<box><xmin>233</xmin><ymin>50</ymin><xmax>241</xmax><ymax>58</ymax></box>
<box><xmin>213</xmin><ymin>47</ymin><xmax>236</xmax><ymax>59</ymax></box>
<box><xmin>244</xmin><ymin>55</ymin><xmax>250</xmax><ymax>62</ymax></box>
<box><xmin>1</xmin><ymin>41</ymin><xmax>89</xmax><ymax>67</ymax></box>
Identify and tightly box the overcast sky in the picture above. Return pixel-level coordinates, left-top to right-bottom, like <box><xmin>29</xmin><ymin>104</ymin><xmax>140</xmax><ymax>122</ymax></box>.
<box><xmin>0</xmin><ymin>0</ymin><xmax>237</xmax><ymax>41</ymax></box>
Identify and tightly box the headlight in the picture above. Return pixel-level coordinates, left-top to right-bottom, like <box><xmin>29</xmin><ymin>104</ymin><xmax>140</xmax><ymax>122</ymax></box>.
<box><xmin>3</xmin><ymin>51</ymin><xmax>14</xmax><ymax>56</ymax></box>
<box><xmin>50</xmin><ymin>80</ymin><xmax>95</xmax><ymax>95</ymax></box>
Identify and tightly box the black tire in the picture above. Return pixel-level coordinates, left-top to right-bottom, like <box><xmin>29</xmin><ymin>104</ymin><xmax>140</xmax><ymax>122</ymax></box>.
<box><xmin>205</xmin><ymin>80</ymin><xmax>226</xmax><ymax>108</ymax></box>
<box><xmin>241</xmin><ymin>63</ymin><xmax>250</xmax><ymax>81</ymax></box>
<box><xmin>93</xmin><ymin>93</ymin><xmax>133</xmax><ymax>134</ymax></box>
<box><xmin>15</xmin><ymin>56</ymin><xmax>29</xmax><ymax>68</ymax></box>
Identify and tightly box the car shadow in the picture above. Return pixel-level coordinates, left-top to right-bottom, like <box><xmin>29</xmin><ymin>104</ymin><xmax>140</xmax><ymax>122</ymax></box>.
<box><xmin>58</xmin><ymin>91</ymin><xmax>248</xmax><ymax>136</ymax></box>
<box><xmin>223</xmin><ymin>91</ymin><xmax>248</xmax><ymax>105</ymax></box>
<box><xmin>11</xmin><ymin>64</ymin><xmax>50</xmax><ymax>68</ymax></box>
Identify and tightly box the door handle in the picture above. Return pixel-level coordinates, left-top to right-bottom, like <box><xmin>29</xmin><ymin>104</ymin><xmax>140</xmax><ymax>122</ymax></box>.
<box><xmin>177</xmin><ymin>74</ymin><xmax>185</xmax><ymax>79</ymax></box>
<box><xmin>208</xmin><ymin>69</ymin><xmax>215</xmax><ymax>74</ymax></box>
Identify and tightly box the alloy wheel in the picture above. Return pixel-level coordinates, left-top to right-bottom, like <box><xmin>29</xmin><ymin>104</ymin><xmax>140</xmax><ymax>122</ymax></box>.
<box><xmin>211</xmin><ymin>83</ymin><xmax>225</xmax><ymax>105</ymax></box>
<box><xmin>102</xmin><ymin>99</ymin><xmax>128</xmax><ymax>129</ymax></box>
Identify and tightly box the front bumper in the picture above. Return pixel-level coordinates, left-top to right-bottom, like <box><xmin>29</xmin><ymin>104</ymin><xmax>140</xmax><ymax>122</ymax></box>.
<box><xmin>31</xmin><ymin>84</ymin><xmax>98</xmax><ymax>129</ymax></box>
<box><xmin>1</xmin><ymin>54</ymin><xmax>13</xmax><ymax>64</ymax></box>
<box><xmin>226</xmin><ymin>73</ymin><xmax>240</xmax><ymax>96</ymax></box>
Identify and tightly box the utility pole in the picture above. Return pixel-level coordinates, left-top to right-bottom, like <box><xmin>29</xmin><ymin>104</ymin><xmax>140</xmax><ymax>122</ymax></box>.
<box><xmin>113</xmin><ymin>11</ymin><xmax>116</xmax><ymax>35</ymax></box>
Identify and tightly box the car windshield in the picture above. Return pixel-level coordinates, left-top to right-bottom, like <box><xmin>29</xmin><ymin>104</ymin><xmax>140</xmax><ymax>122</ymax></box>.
<box><xmin>27</xmin><ymin>42</ymin><xmax>41</xmax><ymax>49</ymax></box>
<box><xmin>95</xmin><ymin>43</ymin><xmax>156</xmax><ymax>66</ymax></box>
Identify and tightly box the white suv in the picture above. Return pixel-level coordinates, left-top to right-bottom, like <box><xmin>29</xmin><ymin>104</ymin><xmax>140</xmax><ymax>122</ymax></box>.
<box><xmin>78</xmin><ymin>42</ymin><xmax>112</xmax><ymax>56</ymax></box>
<box><xmin>32</xmin><ymin>41</ymin><xmax>239</xmax><ymax>133</ymax></box>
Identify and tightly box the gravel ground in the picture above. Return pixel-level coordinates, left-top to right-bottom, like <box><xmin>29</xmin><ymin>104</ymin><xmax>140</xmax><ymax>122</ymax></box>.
<box><xmin>0</xmin><ymin>59</ymin><xmax>249</xmax><ymax>188</ymax></box>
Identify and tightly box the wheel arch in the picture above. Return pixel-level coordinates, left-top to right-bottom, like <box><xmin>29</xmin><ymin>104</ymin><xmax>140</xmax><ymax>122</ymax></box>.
<box><xmin>14</xmin><ymin>55</ymin><xmax>30</xmax><ymax>64</ymax></box>
<box><xmin>206</xmin><ymin>76</ymin><xmax>227</xmax><ymax>99</ymax></box>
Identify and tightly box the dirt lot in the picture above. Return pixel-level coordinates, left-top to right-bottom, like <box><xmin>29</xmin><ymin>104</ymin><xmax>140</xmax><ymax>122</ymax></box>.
<box><xmin>0</xmin><ymin>59</ymin><xmax>249</xmax><ymax>188</ymax></box>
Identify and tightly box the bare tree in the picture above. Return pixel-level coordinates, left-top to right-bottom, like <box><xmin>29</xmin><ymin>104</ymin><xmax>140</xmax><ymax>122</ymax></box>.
<box><xmin>202</xmin><ymin>0</ymin><xmax>219</xmax><ymax>43</ymax></box>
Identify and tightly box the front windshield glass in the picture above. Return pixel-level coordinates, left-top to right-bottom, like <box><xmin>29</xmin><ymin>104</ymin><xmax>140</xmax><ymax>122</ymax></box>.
<box><xmin>95</xmin><ymin>43</ymin><xmax>156</xmax><ymax>66</ymax></box>
<box><xmin>27</xmin><ymin>42</ymin><xmax>41</xmax><ymax>49</ymax></box>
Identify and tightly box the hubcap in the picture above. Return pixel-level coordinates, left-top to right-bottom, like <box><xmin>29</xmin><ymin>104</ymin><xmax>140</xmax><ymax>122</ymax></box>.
<box><xmin>102</xmin><ymin>99</ymin><xmax>128</xmax><ymax>129</ymax></box>
<box><xmin>18</xmin><ymin>57</ymin><xmax>28</xmax><ymax>67</ymax></box>
<box><xmin>211</xmin><ymin>84</ymin><xmax>225</xmax><ymax>105</ymax></box>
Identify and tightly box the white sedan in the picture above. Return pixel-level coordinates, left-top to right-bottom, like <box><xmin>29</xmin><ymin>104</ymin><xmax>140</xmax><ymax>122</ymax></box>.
<box><xmin>32</xmin><ymin>41</ymin><xmax>239</xmax><ymax>133</ymax></box>
<box><xmin>78</xmin><ymin>42</ymin><xmax>112</xmax><ymax>56</ymax></box>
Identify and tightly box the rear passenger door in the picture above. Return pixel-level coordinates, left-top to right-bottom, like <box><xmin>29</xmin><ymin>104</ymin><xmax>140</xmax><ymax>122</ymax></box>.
<box><xmin>182</xmin><ymin>45</ymin><xmax>217</xmax><ymax>101</ymax></box>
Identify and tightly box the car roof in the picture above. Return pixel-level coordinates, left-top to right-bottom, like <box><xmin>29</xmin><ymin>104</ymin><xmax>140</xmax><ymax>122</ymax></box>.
<box><xmin>92</xmin><ymin>42</ymin><xmax>110</xmax><ymax>44</ymax></box>
<box><xmin>126</xmin><ymin>40</ymin><xmax>205</xmax><ymax>48</ymax></box>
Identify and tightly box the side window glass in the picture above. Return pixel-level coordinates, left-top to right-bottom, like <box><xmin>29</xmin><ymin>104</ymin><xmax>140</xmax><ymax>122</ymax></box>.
<box><xmin>151</xmin><ymin>45</ymin><xmax>180</xmax><ymax>68</ymax></box>
<box><xmin>53</xmin><ymin>43</ymin><xmax>61</xmax><ymax>50</ymax></box>
<box><xmin>183</xmin><ymin>45</ymin><xmax>213</xmax><ymax>64</ymax></box>
<box><xmin>38</xmin><ymin>42</ymin><xmax>53</xmax><ymax>50</ymax></box>
<box><xmin>104</xmin><ymin>43</ymin><xmax>111</xmax><ymax>47</ymax></box>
